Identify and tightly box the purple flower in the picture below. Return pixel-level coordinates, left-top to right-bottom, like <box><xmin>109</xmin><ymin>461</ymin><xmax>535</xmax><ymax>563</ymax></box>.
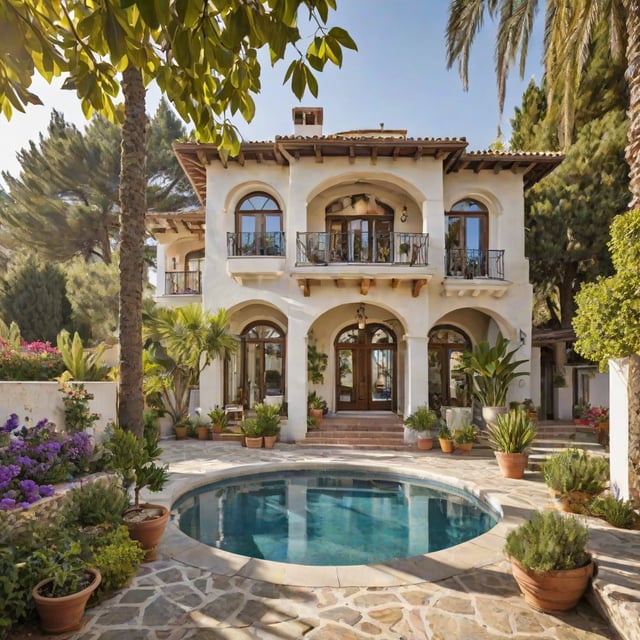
<box><xmin>39</xmin><ymin>484</ymin><xmax>54</xmax><ymax>497</ymax></box>
<box><xmin>0</xmin><ymin>498</ymin><xmax>16</xmax><ymax>510</ymax></box>
<box><xmin>0</xmin><ymin>413</ymin><xmax>20</xmax><ymax>433</ymax></box>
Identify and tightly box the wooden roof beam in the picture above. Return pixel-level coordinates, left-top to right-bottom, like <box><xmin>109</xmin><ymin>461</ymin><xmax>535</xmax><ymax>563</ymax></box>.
<box><xmin>370</xmin><ymin>147</ymin><xmax>377</xmax><ymax>165</ymax></box>
<box><xmin>349</xmin><ymin>145</ymin><xmax>356</xmax><ymax>164</ymax></box>
<box><xmin>412</xmin><ymin>279</ymin><xmax>427</xmax><ymax>297</ymax></box>
<box><xmin>314</xmin><ymin>145</ymin><xmax>323</xmax><ymax>163</ymax></box>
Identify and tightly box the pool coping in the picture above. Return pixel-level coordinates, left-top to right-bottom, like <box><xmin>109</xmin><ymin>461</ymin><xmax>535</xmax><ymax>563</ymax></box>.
<box><xmin>156</xmin><ymin>459</ymin><xmax>529</xmax><ymax>588</ymax></box>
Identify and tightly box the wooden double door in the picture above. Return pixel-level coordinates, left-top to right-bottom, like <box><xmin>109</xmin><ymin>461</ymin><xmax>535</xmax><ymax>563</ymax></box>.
<box><xmin>335</xmin><ymin>324</ymin><xmax>396</xmax><ymax>411</ymax></box>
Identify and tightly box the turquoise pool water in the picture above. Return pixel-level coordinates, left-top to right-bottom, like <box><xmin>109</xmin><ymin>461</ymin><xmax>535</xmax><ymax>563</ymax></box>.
<box><xmin>173</xmin><ymin>468</ymin><xmax>498</xmax><ymax>566</ymax></box>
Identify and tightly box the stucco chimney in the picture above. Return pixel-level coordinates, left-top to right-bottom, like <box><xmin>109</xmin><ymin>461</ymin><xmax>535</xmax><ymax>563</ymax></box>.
<box><xmin>292</xmin><ymin>107</ymin><xmax>323</xmax><ymax>137</ymax></box>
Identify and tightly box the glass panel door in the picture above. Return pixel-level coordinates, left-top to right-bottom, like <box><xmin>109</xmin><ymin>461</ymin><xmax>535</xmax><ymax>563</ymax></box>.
<box><xmin>371</xmin><ymin>348</ymin><xmax>393</xmax><ymax>402</ymax></box>
<box><xmin>264</xmin><ymin>343</ymin><xmax>283</xmax><ymax>396</ymax></box>
<box><xmin>337</xmin><ymin>350</ymin><xmax>354</xmax><ymax>404</ymax></box>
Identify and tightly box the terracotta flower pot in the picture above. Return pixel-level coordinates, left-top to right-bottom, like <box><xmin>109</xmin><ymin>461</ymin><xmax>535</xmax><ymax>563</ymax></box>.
<box><xmin>455</xmin><ymin>442</ymin><xmax>473</xmax><ymax>454</ymax></box>
<box><xmin>174</xmin><ymin>426</ymin><xmax>187</xmax><ymax>440</ymax></box>
<box><xmin>417</xmin><ymin>437</ymin><xmax>434</xmax><ymax>450</ymax></box>
<box><xmin>32</xmin><ymin>568</ymin><xmax>101</xmax><ymax>634</ymax></box>
<box><xmin>309</xmin><ymin>408</ymin><xmax>324</xmax><ymax>423</ymax></box>
<box><xmin>495</xmin><ymin>452</ymin><xmax>529</xmax><ymax>479</ymax></box>
<box><xmin>439</xmin><ymin>438</ymin><xmax>454</xmax><ymax>453</ymax></box>
<box><xmin>245</xmin><ymin>436</ymin><xmax>263</xmax><ymax>448</ymax></box>
<box><xmin>124</xmin><ymin>504</ymin><xmax>170</xmax><ymax>562</ymax></box>
<box><xmin>510</xmin><ymin>558</ymin><xmax>595</xmax><ymax>613</ymax></box>
<box><xmin>196</xmin><ymin>425</ymin><xmax>210</xmax><ymax>440</ymax></box>
<box><xmin>263</xmin><ymin>434</ymin><xmax>277</xmax><ymax>449</ymax></box>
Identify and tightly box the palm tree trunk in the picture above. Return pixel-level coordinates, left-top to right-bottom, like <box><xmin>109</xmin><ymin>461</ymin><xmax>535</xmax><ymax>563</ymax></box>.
<box><xmin>626</xmin><ymin>3</ymin><xmax>640</xmax><ymax>209</ymax></box>
<box><xmin>118</xmin><ymin>65</ymin><xmax>146</xmax><ymax>438</ymax></box>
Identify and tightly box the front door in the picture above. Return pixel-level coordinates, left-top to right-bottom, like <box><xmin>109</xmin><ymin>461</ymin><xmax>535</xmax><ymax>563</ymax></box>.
<box><xmin>335</xmin><ymin>325</ymin><xmax>396</xmax><ymax>411</ymax></box>
<box><xmin>428</xmin><ymin>326</ymin><xmax>471</xmax><ymax>410</ymax></box>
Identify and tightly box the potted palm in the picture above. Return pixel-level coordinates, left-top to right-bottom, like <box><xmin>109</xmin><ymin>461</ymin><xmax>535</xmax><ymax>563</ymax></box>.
<box><xmin>504</xmin><ymin>510</ymin><xmax>595</xmax><ymax>613</ymax></box>
<box><xmin>255</xmin><ymin>402</ymin><xmax>281</xmax><ymax>448</ymax></box>
<box><xmin>453</xmin><ymin>421</ymin><xmax>478</xmax><ymax>453</ymax></box>
<box><xmin>104</xmin><ymin>417</ymin><xmax>170</xmax><ymax>561</ymax></box>
<box><xmin>460</xmin><ymin>336</ymin><xmax>528</xmax><ymax>427</ymax></box>
<box><xmin>486</xmin><ymin>408</ymin><xmax>537</xmax><ymax>479</ymax></box>
<box><xmin>240</xmin><ymin>418</ymin><xmax>264</xmax><ymax>448</ymax></box>
<box><xmin>207</xmin><ymin>406</ymin><xmax>228</xmax><ymax>434</ymax></box>
<box><xmin>404</xmin><ymin>405</ymin><xmax>439</xmax><ymax>450</ymax></box>
<box><xmin>438</xmin><ymin>423</ymin><xmax>454</xmax><ymax>453</ymax></box>
<box><xmin>308</xmin><ymin>392</ymin><xmax>326</xmax><ymax>424</ymax></box>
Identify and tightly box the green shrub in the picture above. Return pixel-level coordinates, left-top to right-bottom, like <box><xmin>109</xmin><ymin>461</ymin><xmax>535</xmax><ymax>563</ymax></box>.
<box><xmin>0</xmin><ymin>350</ymin><xmax>65</xmax><ymax>380</ymax></box>
<box><xmin>89</xmin><ymin>525</ymin><xmax>145</xmax><ymax>596</ymax></box>
<box><xmin>505</xmin><ymin>510</ymin><xmax>591</xmax><ymax>572</ymax></box>
<box><xmin>589</xmin><ymin>495</ymin><xmax>640</xmax><ymax>529</ymax></box>
<box><xmin>403</xmin><ymin>405</ymin><xmax>439</xmax><ymax>434</ymax></box>
<box><xmin>254</xmin><ymin>402</ymin><xmax>281</xmax><ymax>436</ymax></box>
<box><xmin>542</xmin><ymin>448</ymin><xmax>609</xmax><ymax>496</ymax></box>
<box><xmin>62</xmin><ymin>478</ymin><xmax>129</xmax><ymax>528</ymax></box>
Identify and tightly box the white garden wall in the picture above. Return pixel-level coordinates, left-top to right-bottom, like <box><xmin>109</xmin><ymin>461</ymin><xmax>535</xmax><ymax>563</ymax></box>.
<box><xmin>0</xmin><ymin>382</ymin><xmax>117</xmax><ymax>441</ymax></box>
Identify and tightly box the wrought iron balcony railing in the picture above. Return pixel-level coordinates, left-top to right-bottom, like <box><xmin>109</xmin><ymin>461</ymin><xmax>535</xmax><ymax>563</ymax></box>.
<box><xmin>227</xmin><ymin>231</ymin><xmax>285</xmax><ymax>257</ymax></box>
<box><xmin>445</xmin><ymin>248</ymin><xmax>505</xmax><ymax>280</ymax></box>
<box><xmin>296</xmin><ymin>232</ymin><xmax>429</xmax><ymax>266</ymax></box>
<box><xmin>165</xmin><ymin>270</ymin><xmax>202</xmax><ymax>294</ymax></box>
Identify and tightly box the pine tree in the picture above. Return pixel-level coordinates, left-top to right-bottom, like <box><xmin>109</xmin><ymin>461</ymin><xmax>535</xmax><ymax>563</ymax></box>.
<box><xmin>0</xmin><ymin>255</ymin><xmax>73</xmax><ymax>342</ymax></box>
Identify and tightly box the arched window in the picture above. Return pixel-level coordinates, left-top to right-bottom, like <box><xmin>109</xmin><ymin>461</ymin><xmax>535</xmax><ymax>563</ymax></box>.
<box><xmin>235</xmin><ymin>193</ymin><xmax>283</xmax><ymax>256</ymax></box>
<box><xmin>225</xmin><ymin>321</ymin><xmax>285</xmax><ymax>408</ymax></box>
<box><xmin>428</xmin><ymin>326</ymin><xmax>471</xmax><ymax>409</ymax></box>
<box><xmin>445</xmin><ymin>199</ymin><xmax>488</xmax><ymax>277</ymax></box>
<box><xmin>325</xmin><ymin>194</ymin><xmax>394</xmax><ymax>263</ymax></box>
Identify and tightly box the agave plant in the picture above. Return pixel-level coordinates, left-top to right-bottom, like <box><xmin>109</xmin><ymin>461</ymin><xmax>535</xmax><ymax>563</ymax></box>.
<box><xmin>459</xmin><ymin>336</ymin><xmax>528</xmax><ymax>407</ymax></box>
<box><xmin>56</xmin><ymin>330</ymin><xmax>111</xmax><ymax>381</ymax></box>
<box><xmin>486</xmin><ymin>408</ymin><xmax>537</xmax><ymax>453</ymax></box>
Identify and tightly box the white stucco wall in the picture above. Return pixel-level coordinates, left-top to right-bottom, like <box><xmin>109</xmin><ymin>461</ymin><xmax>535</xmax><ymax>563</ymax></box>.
<box><xmin>0</xmin><ymin>381</ymin><xmax>117</xmax><ymax>441</ymax></box>
<box><xmin>609</xmin><ymin>358</ymin><xmax>630</xmax><ymax>500</ymax></box>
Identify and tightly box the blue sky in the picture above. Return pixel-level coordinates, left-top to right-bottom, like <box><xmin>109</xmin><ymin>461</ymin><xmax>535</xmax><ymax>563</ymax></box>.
<box><xmin>0</xmin><ymin>1</ymin><xmax>545</xmax><ymax>180</ymax></box>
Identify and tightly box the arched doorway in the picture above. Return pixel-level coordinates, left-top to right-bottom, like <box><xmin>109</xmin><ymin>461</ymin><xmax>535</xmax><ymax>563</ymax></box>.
<box><xmin>428</xmin><ymin>326</ymin><xmax>471</xmax><ymax>410</ymax></box>
<box><xmin>335</xmin><ymin>324</ymin><xmax>396</xmax><ymax>411</ymax></box>
<box><xmin>225</xmin><ymin>322</ymin><xmax>285</xmax><ymax>408</ymax></box>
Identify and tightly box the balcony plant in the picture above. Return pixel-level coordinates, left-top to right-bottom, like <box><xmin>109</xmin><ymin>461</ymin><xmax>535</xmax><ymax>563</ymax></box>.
<box><xmin>103</xmin><ymin>416</ymin><xmax>170</xmax><ymax>561</ymax></box>
<box><xmin>504</xmin><ymin>510</ymin><xmax>594</xmax><ymax>613</ymax></box>
<box><xmin>459</xmin><ymin>336</ymin><xmax>528</xmax><ymax>426</ymax></box>
<box><xmin>403</xmin><ymin>405</ymin><xmax>439</xmax><ymax>450</ymax></box>
<box><xmin>486</xmin><ymin>408</ymin><xmax>537</xmax><ymax>479</ymax></box>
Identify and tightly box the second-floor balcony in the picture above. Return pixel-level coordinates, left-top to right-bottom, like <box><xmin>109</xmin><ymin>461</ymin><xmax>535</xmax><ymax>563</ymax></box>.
<box><xmin>296</xmin><ymin>232</ymin><xmax>429</xmax><ymax>266</ymax></box>
<box><xmin>226</xmin><ymin>231</ymin><xmax>286</xmax><ymax>283</ymax></box>
<box><xmin>445</xmin><ymin>248</ymin><xmax>505</xmax><ymax>280</ymax></box>
<box><xmin>165</xmin><ymin>270</ymin><xmax>202</xmax><ymax>295</ymax></box>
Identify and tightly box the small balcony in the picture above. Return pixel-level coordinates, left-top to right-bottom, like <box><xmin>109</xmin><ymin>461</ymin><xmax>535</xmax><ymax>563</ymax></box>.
<box><xmin>296</xmin><ymin>232</ymin><xmax>429</xmax><ymax>266</ymax></box>
<box><xmin>226</xmin><ymin>231</ymin><xmax>286</xmax><ymax>283</ymax></box>
<box><xmin>165</xmin><ymin>270</ymin><xmax>202</xmax><ymax>295</ymax></box>
<box><xmin>445</xmin><ymin>248</ymin><xmax>505</xmax><ymax>279</ymax></box>
<box><xmin>443</xmin><ymin>248</ymin><xmax>509</xmax><ymax>298</ymax></box>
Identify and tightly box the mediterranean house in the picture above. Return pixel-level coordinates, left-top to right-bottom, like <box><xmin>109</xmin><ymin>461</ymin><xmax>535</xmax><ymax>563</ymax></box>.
<box><xmin>146</xmin><ymin>107</ymin><xmax>562</xmax><ymax>442</ymax></box>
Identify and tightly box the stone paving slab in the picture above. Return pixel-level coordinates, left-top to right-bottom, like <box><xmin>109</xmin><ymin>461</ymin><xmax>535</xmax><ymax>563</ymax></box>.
<box><xmin>63</xmin><ymin>441</ymin><xmax>638</xmax><ymax>640</ymax></box>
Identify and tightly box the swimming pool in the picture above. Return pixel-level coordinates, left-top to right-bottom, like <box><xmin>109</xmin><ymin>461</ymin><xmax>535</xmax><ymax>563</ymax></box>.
<box><xmin>172</xmin><ymin>467</ymin><xmax>499</xmax><ymax>566</ymax></box>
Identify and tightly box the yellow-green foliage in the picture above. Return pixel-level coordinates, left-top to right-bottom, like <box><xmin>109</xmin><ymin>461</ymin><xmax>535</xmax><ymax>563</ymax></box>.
<box><xmin>89</xmin><ymin>526</ymin><xmax>145</xmax><ymax>595</ymax></box>
<box><xmin>543</xmin><ymin>448</ymin><xmax>609</xmax><ymax>496</ymax></box>
<box><xmin>56</xmin><ymin>330</ymin><xmax>111</xmax><ymax>381</ymax></box>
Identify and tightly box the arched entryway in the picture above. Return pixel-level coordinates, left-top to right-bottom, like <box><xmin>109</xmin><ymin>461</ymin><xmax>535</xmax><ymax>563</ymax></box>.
<box><xmin>428</xmin><ymin>326</ymin><xmax>471</xmax><ymax>410</ymax></box>
<box><xmin>335</xmin><ymin>324</ymin><xmax>396</xmax><ymax>411</ymax></box>
<box><xmin>225</xmin><ymin>321</ymin><xmax>285</xmax><ymax>408</ymax></box>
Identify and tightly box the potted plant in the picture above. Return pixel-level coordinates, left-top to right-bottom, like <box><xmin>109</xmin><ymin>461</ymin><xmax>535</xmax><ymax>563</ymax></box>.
<box><xmin>173</xmin><ymin>416</ymin><xmax>189</xmax><ymax>440</ymax></box>
<box><xmin>399</xmin><ymin>242</ymin><xmax>410</xmax><ymax>260</ymax></box>
<box><xmin>453</xmin><ymin>421</ymin><xmax>478</xmax><ymax>453</ymax></box>
<box><xmin>438</xmin><ymin>422</ymin><xmax>454</xmax><ymax>453</ymax></box>
<box><xmin>255</xmin><ymin>402</ymin><xmax>281</xmax><ymax>448</ymax></box>
<box><xmin>403</xmin><ymin>405</ymin><xmax>439</xmax><ymax>450</ymax></box>
<box><xmin>308</xmin><ymin>392</ymin><xmax>326</xmax><ymax>424</ymax></box>
<box><xmin>31</xmin><ymin>533</ymin><xmax>102</xmax><ymax>634</ymax></box>
<box><xmin>104</xmin><ymin>417</ymin><xmax>170</xmax><ymax>561</ymax></box>
<box><xmin>486</xmin><ymin>408</ymin><xmax>537</xmax><ymax>479</ymax></box>
<box><xmin>240</xmin><ymin>418</ymin><xmax>263</xmax><ymax>448</ymax></box>
<box><xmin>459</xmin><ymin>336</ymin><xmax>528</xmax><ymax>427</ymax></box>
<box><xmin>504</xmin><ymin>510</ymin><xmax>595</xmax><ymax>613</ymax></box>
<box><xmin>207</xmin><ymin>406</ymin><xmax>228</xmax><ymax>434</ymax></box>
<box><xmin>542</xmin><ymin>448</ymin><xmax>609</xmax><ymax>513</ymax></box>
<box><xmin>193</xmin><ymin>410</ymin><xmax>211</xmax><ymax>440</ymax></box>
